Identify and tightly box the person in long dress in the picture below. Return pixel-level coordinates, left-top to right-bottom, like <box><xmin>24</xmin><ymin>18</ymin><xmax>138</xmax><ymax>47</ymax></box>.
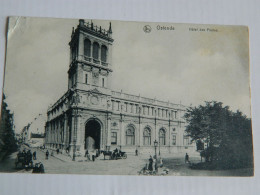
<box><xmin>148</xmin><ymin>155</ymin><xmax>153</xmax><ymax>171</ymax></box>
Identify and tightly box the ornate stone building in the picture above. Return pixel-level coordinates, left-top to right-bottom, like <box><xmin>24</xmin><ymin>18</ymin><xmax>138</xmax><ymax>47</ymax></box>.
<box><xmin>44</xmin><ymin>19</ymin><xmax>196</xmax><ymax>155</ymax></box>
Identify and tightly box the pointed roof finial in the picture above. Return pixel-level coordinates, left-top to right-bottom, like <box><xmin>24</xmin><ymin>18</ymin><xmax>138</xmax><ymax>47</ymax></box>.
<box><xmin>108</xmin><ymin>22</ymin><xmax>112</xmax><ymax>34</ymax></box>
<box><xmin>79</xmin><ymin>19</ymin><xmax>84</xmax><ymax>27</ymax></box>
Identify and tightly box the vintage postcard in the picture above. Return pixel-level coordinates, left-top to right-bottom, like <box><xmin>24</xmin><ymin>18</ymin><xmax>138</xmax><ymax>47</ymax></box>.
<box><xmin>0</xmin><ymin>17</ymin><xmax>253</xmax><ymax>176</ymax></box>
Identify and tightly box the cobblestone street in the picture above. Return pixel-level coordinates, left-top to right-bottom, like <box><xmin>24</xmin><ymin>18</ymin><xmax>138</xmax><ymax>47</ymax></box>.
<box><xmin>0</xmin><ymin>147</ymin><xmax>253</xmax><ymax>176</ymax></box>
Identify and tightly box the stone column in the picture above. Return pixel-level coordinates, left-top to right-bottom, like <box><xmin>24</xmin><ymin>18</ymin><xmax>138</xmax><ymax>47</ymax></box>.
<box><xmin>118</xmin><ymin>118</ymin><xmax>122</xmax><ymax>146</ymax></box>
<box><xmin>107</xmin><ymin>115</ymin><xmax>111</xmax><ymax>147</ymax></box>
<box><xmin>56</xmin><ymin>121</ymin><xmax>59</xmax><ymax>146</ymax></box>
<box><xmin>120</xmin><ymin>119</ymin><xmax>125</xmax><ymax>146</ymax></box>
<box><xmin>98</xmin><ymin>44</ymin><xmax>101</xmax><ymax>63</ymax></box>
<box><xmin>90</xmin><ymin>42</ymin><xmax>93</xmax><ymax>59</ymax></box>
<box><xmin>50</xmin><ymin>123</ymin><xmax>52</xmax><ymax>145</ymax></box>
<box><xmin>54</xmin><ymin>121</ymin><xmax>56</xmax><ymax>146</ymax></box>
<box><xmin>78</xmin><ymin>32</ymin><xmax>84</xmax><ymax>61</ymax></box>
<box><xmin>168</xmin><ymin>121</ymin><xmax>171</xmax><ymax>147</ymax></box>
<box><xmin>137</xmin><ymin>117</ymin><xmax>141</xmax><ymax>146</ymax></box>
<box><xmin>63</xmin><ymin>114</ymin><xmax>68</xmax><ymax>147</ymax></box>
<box><xmin>69</xmin><ymin>115</ymin><xmax>75</xmax><ymax>156</ymax></box>
<box><xmin>139</xmin><ymin>123</ymin><xmax>143</xmax><ymax>146</ymax></box>
<box><xmin>76</xmin><ymin>113</ymin><xmax>81</xmax><ymax>148</ymax></box>
<box><xmin>107</xmin><ymin>45</ymin><xmax>111</xmax><ymax>65</ymax></box>
<box><xmin>57</xmin><ymin>120</ymin><xmax>60</xmax><ymax>146</ymax></box>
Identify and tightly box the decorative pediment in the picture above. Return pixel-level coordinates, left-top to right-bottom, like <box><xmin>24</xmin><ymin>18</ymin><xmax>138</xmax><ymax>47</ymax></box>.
<box><xmin>89</xmin><ymin>88</ymin><xmax>100</xmax><ymax>94</ymax></box>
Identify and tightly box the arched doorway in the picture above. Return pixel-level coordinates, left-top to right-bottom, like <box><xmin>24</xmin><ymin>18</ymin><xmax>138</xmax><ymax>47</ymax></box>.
<box><xmin>85</xmin><ymin>120</ymin><xmax>101</xmax><ymax>151</ymax></box>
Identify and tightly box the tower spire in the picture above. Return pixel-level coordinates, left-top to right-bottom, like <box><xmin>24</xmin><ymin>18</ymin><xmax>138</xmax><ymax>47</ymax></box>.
<box><xmin>108</xmin><ymin>22</ymin><xmax>112</xmax><ymax>34</ymax></box>
<box><xmin>71</xmin><ymin>27</ymin><xmax>74</xmax><ymax>38</ymax></box>
<box><xmin>91</xmin><ymin>20</ymin><xmax>94</xmax><ymax>30</ymax></box>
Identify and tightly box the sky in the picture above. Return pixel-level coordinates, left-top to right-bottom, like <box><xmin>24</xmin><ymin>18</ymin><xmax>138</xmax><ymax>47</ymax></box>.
<box><xmin>3</xmin><ymin>17</ymin><xmax>251</xmax><ymax>132</ymax></box>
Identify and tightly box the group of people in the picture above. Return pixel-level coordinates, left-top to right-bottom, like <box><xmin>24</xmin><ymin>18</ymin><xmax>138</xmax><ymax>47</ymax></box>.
<box><xmin>145</xmin><ymin>155</ymin><xmax>163</xmax><ymax>173</ymax></box>
<box><xmin>44</xmin><ymin>148</ymin><xmax>62</xmax><ymax>160</ymax></box>
<box><xmin>112</xmin><ymin>148</ymin><xmax>122</xmax><ymax>158</ymax></box>
<box><xmin>85</xmin><ymin>149</ymin><xmax>99</xmax><ymax>161</ymax></box>
<box><xmin>16</xmin><ymin>149</ymin><xmax>37</xmax><ymax>166</ymax></box>
<box><xmin>139</xmin><ymin>153</ymin><xmax>191</xmax><ymax>175</ymax></box>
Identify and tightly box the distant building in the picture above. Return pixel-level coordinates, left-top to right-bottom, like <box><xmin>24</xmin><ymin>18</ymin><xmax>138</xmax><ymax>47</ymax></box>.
<box><xmin>45</xmin><ymin>20</ymin><xmax>196</xmax><ymax>155</ymax></box>
<box><xmin>20</xmin><ymin>113</ymin><xmax>46</xmax><ymax>147</ymax></box>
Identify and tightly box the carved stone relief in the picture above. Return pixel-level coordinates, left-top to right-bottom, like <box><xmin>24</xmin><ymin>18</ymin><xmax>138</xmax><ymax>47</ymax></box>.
<box><xmin>90</xmin><ymin>95</ymin><xmax>99</xmax><ymax>105</ymax></box>
<box><xmin>92</xmin><ymin>69</ymin><xmax>99</xmax><ymax>85</ymax></box>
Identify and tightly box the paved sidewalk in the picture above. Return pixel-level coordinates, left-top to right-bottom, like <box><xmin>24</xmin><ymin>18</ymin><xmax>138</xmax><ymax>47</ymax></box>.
<box><xmin>38</xmin><ymin>149</ymin><xmax>72</xmax><ymax>162</ymax></box>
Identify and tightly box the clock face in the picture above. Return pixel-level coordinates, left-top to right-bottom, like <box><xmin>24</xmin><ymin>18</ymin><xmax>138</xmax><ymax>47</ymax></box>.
<box><xmin>90</xmin><ymin>95</ymin><xmax>99</xmax><ymax>105</ymax></box>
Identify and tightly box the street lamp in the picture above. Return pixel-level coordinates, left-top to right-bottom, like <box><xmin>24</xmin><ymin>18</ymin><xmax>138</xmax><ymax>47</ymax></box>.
<box><xmin>159</xmin><ymin>140</ymin><xmax>161</xmax><ymax>156</ymax></box>
<box><xmin>72</xmin><ymin>143</ymin><xmax>76</xmax><ymax>161</ymax></box>
<box><xmin>154</xmin><ymin>140</ymin><xmax>158</xmax><ymax>159</ymax></box>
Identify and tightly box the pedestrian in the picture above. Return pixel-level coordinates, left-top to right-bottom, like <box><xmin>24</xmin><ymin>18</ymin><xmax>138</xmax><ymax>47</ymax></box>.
<box><xmin>46</xmin><ymin>150</ymin><xmax>49</xmax><ymax>160</ymax></box>
<box><xmin>148</xmin><ymin>155</ymin><xmax>153</xmax><ymax>171</ymax></box>
<box><xmin>56</xmin><ymin>148</ymin><xmax>59</xmax><ymax>154</ymax></box>
<box><xmin>33</xmin><ymin>151</ymin><xmax>37</xmax><ymax>160</ymax></box>
<box><xmin>114</xmin><ymin>148</ymin><xmax>118</xmax><ymax>156</ymax></box>
<box><xmin>159</xmin><ymin>156</ymin><xmax>163</xmax><ymax>168</ymax></box>
<box><xmin>92</xmin><ymin>151</ymin><xmax>95</xmax><ymax>162</ymax></box>
<box><xmin>135</xmin><ymin>149</ymin><xmax>138</xmax><ymax>156</ymax></box>
<box><xmin>185</xmin><ymin>153</ymin><xmax>189</xmax><ymax>163</ymax></box>
<box><xmin>85</xmin><ymin>150</ymin><xmax>90</xmax><ymax>161</ymax></box>
<box><xmin>27</xmin><ymin>150</ymin><xmax>33</xmax><ymax>164</ymax></box>
<box><xmin>96</xmin><ymin>149</ymin><xmax>99</xmax><ymax>157</ymax></box>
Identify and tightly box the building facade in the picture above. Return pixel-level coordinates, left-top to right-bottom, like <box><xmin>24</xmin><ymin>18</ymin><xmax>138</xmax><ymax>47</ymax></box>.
<box><xmin>20</xmin><ymin>113</ymin><xmax>46</xmax><ymax>146</ymax></box>
<box><xmin>44</xmin><ymin>19</ymin><xmax>196</xmax><ymax>155</ymax></box>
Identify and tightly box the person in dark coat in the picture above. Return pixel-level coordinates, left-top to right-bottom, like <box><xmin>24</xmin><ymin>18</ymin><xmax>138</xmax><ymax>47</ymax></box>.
<box><xmin>185</xmin><ymin>153</ymin><xmax>190</xmax><ymax>163</ymax></box>
<box><xmin>135</xmin><ymin>149</ymin><xmax>138</xmax><ymax>156</ymax></box>
<box><xmin>85</xmin><ymin>150</ymin><xmax>90</xmax><ymax>161</ymax></box>
<box><xmin>27</xmin><ymin>150</ymin><xmax>33</xmax><ymax>164</ymax></box>
<box><xmin>46</xmin><ymin>150</ymin><xmax>49</xmax><ymax>160</ymax></box>
<box><xmin>148</xmin><ymin>155</ymin><xmax>153</xmax><ymax>171</ymax></box>
<box><xmin>33</xmin><ymin>151</ymin><xmax>37</xmax><ymax>160</ymax></box>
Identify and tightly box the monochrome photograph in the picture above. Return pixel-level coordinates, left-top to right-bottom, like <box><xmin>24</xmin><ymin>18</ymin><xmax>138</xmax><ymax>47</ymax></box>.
<box><xmin>0</xmin><ymin>16</ymin><xmax>253</xmax><ymax>176</ymax></box>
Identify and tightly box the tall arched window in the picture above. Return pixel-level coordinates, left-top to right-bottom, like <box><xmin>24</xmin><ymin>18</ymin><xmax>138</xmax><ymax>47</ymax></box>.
<box><xmin>126</xmin><ymin>126</ymin><xmax>135</xmax><ymax>145</ymax></box>
<box><xmin>93</xmin><ymin>42</ymin><xmax>100</xmax><ymax>60</ymax></box>
<box><xmin>143</xmin><ymin>127</ymin><xmax>151</xmax><ymax>145</ymax></box>
<box><xmin>101</xmin><ymin>45</ymin><xmax>107</xmax><ymax>62</ymax></box>
<box><xmin>159</xmin><ymin>129</ymin><xmax>166</xmax><ymax>145</ymax></box>
<box><xmin>84</xmin><ymin>39</ymin><xmax>91</xmax><ymax>57</ymax></box>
